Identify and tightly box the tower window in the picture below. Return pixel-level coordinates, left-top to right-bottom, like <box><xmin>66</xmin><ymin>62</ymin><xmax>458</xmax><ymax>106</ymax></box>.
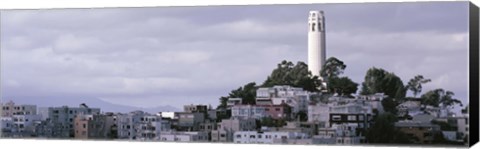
<box><xmin>312</xmin><ymin>23</ymin><xmax>316</xmax><ymax>32</ymax></box>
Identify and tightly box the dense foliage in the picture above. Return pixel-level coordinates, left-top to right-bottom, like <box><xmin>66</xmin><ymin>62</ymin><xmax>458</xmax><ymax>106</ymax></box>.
<box><xmin>360</xmin><ymin>67</ymin><xmax>406</xmax><ymax>100</ymax></box>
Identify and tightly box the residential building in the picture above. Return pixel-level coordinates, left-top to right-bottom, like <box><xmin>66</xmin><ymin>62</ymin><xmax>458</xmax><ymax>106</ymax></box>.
<box><xmin>184</xmin><ymin>104</ymin><xmax>208</xmax><ymax>113</ymax></box>
<box><xmin>395</xmin><ymin>120</ymin><xmax>441</xmax><ymax>144</ymax></box>
<box><xmin>276</xmin><ymin>121</ymin><xmax>317</xmax><ymax>137</ymax></box>
<box><xmin>11</xmin><ymin>114</ymin><xmax>42</xmax><ymax>137</ymax></box>
<box><xmin>74</xmin><ymin>114</ymin><xmax>107</xmax><ymax>139</ymax></box>
<box><xmin>328</xmin><ymin>98</ymin><xmax>374</xmax><ymax>130</ymax></box>
<box><xmin>135</xmin><ymin>114</ymin><xmax>172</xmax><ymax>140</ymax></box>
<box><xmin>174</xmin><ymin>112</ymin><xmax>205</xmax><ymax>131</ymax></box>
<box><xmin>332</xmin><ymin>123</ymin><xmax>365</xmax><ymax>144</ymax></box>
<box><xmin>116</xmin><ymin>111</ymin><xmax>145</xmax><ymax>140</ymax></box>
<box><xmin>457</xmin><ymin>115</ymin><xmax>469</xmax><ymax>141</ymax></box>
<box><xmin>227</xmin><ymin>98</ymin><xmax>242</xmax><ymax>107</ymax></box>
<box><xmin>46</xmin><ymin>104</ymin><xmax>101</xmax><ymax>138</ymax></box>
<box><xmin>308</xmin><ymin>103</ymin><xmax>330</xmax><ymax>128</ymax></box>
<box><xmin>1</xmin><ymin>101</ymin><xmax>37</xmax><ymax>117</ymax></box>
<box><xmin>231</xmin><ymin>105</ymin><xmax>266</xmax><ymax>119</ymax></box>
<box><xmin>259</xmin><ymin>104</ymin><xmax>291</xmax><ymax>120</ymax></box>
<box><xmin>211</xmin><ymin>118</ymin><xmax>256</xmax><ymax>142</ymax></box>
<box><xmin>396</xmin><ymin>100</ymin><xmax>422</xmax><ymax>117</ymax></box>
<box><xmin>357</xmin><ymin>93</ymin><xmax>386</xmax><ymax>113</ymax></box>
<box><xmin>1</xmin><ymin>117</ymin><xmax>13</xmax><ymax>137</ymax></box>
<box><xmin>233</xmin><ymin>131</ymin><xmax>309</xmax><ymax>144</ymax></box>
<box><xmin>256</xmin><ymin>86</ymin><xmax>310</xmax><ymax>114</ymax></box>
<box><xmin>157</xmin><ymin>131</ymin><xmax>209</xmax><ymax>142</ymax></box>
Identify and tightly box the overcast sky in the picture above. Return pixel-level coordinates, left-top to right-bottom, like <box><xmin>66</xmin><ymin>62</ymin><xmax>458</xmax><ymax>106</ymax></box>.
<box><xmin>0</xmin><ymin>2</ymin><xmax>470</xmax><ymax>110</ymax></box>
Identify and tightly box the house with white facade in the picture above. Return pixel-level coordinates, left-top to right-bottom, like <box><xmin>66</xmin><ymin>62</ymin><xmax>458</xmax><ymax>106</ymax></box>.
<box><xmin>256</xmin><ymin>85</ymin><xmax>310</xmax><ymax>114</ymax></box>
<box><xmin>308</xmin><ymin>103</ymin><xmax>330</xmax><ymax>128</ymax></box>
<box><xmin>233</xmin><ymin>131</ymin><xmax>309</xmax><ymax>144</ymax></box>
<box><xmin>157</xmin><ymin>131</ymin><xmax>209</xmax><ymax>142</ymax></box>
<box><xmin>1</xmin><ymin>100</ymin><xmax>37</xmax><ymax>117</ymax></box>
<box><xmin>231</xmin><ymin>105</ymin><xmax>266</xmax><ymax>120</ymax></box>
<box><xmin>11</xmin><ymin>114</ymin><xmax>42</xmax><ymax>137</ymax></box>
<box><xmin>211</xmin><ymin>117</ymin><xmax>257</xmax><ymax>142</ymax></box>
<box><xmin>332</xmin><ymin>123</ymin><xmax>365</xmax><ymax>144</ymax></box>
<box><xmin>116</xmin><ymin>111</ymin><xmax>145</xmax><ymax>140</ymax></box>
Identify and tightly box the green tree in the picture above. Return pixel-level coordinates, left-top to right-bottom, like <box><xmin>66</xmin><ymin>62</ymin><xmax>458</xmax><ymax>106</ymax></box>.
<box><xmin>217</xmin><ymin>82</ymin><xmax>258</xmax><ymax>109</ymax></box>
<box><xmin>320</xmin><ymin>57</ymin><xmax>346</xmax><ymax>79</ymax></box>
<box><xmin>319</xmin><ymin>57</ymin><xmax>358</xmax><ymax>96</ymax></box>
<box><xmin>406</xmin><ymin>75</ymin><xmax>431</xmax><ymax>97</ymax></box>
<box><xmin>262</xmin><ymin>60</ymin><xmax>322</xmax><ymax>92</ymax></box>
<box><xmin>461</xmin><ymin>104</ymin><xmax>469</xmax><ymax>114</ymax></box>
<box><xmin>381</xmin><ymin>97</ymin><xmax>399</xmax><ymax>115</ymax></box>
<box><xmin>360</xmin><ymin>67</ymin><xmax>406</xmax><ymax>100</ymax></box>
<box><xmin>327</xmin><ymin>77</ymin><xmax>358</xmax><ymax>96</ymax></box>
<box><xmin>420</xmin><ymin>89</ymin><xmax>462</xmax><ymax>109</ymax></box>
<box><xmin>365</xmin><ymin>113</ymin><xmax>411</xmax><ymax>144</ymax></box>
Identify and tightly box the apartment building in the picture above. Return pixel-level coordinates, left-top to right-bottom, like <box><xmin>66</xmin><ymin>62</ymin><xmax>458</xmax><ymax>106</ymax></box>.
<box><xmin>233</xmin><ymin>131</ymin><xmax>309</xmax><ymax>144</ymax></box>
<box><xmin>116</xmin><ymin>111</ymin><xmax>145</xmax><ymax>140</ymax></box>
<box><xmin>45</xmin><ymin>104</ymin><xmax>101</xmax><ymax>138</ymax></box>
<box><xmin>308</xmin><ymin>103</ymin><xmax>330</xmax><ymax>128</ymax></box>
<box><xmin>231</xmin><ymin>105</ymin><xmax>266</xmax><ymax>119</ymax></box>
<box><xmin>1</xmin><ymin>100</ymin><xmax>37</xmax><ymax>117</ymax></box>
<box><xmin>211</xmin><ymin>117</ymin><xmax>257</xmax><ymax>142</ymax></box>
<box><xmin>395</xmin><ymin>120</ymin><xmax>441</xmax><ymax>144</ymax></box>
<box><xmin>74</xmin><ymin>114</ymin><xmax>107</xmax><ymax>139</ymax></box>
<box><xmin>259</xmin><ymin>104</ymin><xmax>291</xmax><ymax>120</ymax></box>
<box><xmin>157</xmin><ymin>131</ymin><xmax>209</xmax><ymax>142</ymax></box>
<box><xmin>332</xmin><ymin>123</ymin><xmax>365</xmax><ymax>144</ymax></box>
<box><xmin>174</xmin><ymin>112</ymin><xmax>205</xmax><ymax>131</ymax></box>
<box><xmin>11</xmin><ymin>114</ymin><xmax>42</xmax><ymax>137</ymax></box>
<box><xmin>1</xmin><ymin>117</ymin><xmax>13</xmax><ymax>137</ymax></box>
<box><xmin>256</xmin><ymin>85</ymin><xmax>310</xmax><ymax>114</ymax></box>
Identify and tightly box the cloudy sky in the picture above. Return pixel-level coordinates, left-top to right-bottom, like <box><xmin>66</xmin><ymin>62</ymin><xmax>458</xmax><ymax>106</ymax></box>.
<box><xmin>0</xmin><ymin>2</ymin><xmax>470</xmax><ymax>110</ymax></box>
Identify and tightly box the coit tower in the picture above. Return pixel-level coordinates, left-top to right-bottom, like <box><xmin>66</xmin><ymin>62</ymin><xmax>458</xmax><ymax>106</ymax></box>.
<box><xmin>308</xmin><ymin>10</ymin><xmax>326</xmax><ymax>78</ymax></box>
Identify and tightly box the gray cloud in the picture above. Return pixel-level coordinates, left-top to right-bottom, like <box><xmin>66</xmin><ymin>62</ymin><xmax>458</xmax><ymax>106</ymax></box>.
<box><xmin>1</xmin><ymin>2</ymin><xmax>470</xmax><ymax>110</ymax></box>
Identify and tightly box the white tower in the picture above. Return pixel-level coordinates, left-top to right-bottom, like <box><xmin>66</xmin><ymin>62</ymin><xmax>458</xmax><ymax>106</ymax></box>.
<box><xmin>308</xmin><ymin>10</ymin><xmax>326</xmax><ymax>78</ymax></box>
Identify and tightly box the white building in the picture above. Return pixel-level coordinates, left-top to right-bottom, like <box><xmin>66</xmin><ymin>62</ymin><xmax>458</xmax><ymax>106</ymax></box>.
<box><xmin>157</xmin><ymin>131</ymin><xmax>209</xmax><ymax>142</ymax></box>
<box><xmin>1</xmin><ymin>101</ymin><xmax>37</xmax><ymax>117</ymax></box>
<box><xmin>256</xmin><ymin>85</ymin><xmax>310</xmax><ymax>113</ymax></box>
<box><xmin>357</xmin><ymin>93</ymin><xmax>386</xmax><ymax>113</ymax></box>
<box><xmin>227</xmin><ymin>98</ymin><xmax>242</xmax><ymax>107</ymax></box>
<box><xmin>116</xmin><ymin>111</ymin><xmax>145</xmax><ymax>140</ymax></box>
<box><xmin>234</xmin><ymin>131</ymin><xmax>309</xmax><ymax>144</ymax></box>
<box><xmin>45</xmin><ymin>104</ymin><xmax>101</xmax><ymax>138</ymax></box>
<box><xmin>135</xmin><ymin>115</ymin><xmax>171</xmax><ymax>140</ymax></box>
<box><xmin>457</xmin><ymin>115</ymin><xmax>469</xmax><ymax>140</ymax></box>
<box><xmin>307</xmin><ymin>103</ymin><xmax>330</xmax><ymax>128</ymax></box>
<box><xmin>396</xmin><ymin>100</ymin><xmax>423</xmax><ymax>117</ymax></box>
<box><xmin>231</xmin><ymin>105</ymin><xmax>266</xmax><ymax>119</ymax></box>
<box><xmin>211</xmin><ymin>117</ymin><xmax>257</xmax><ymax>142</ymax></box>
<box><xmin>11</xmin><ymin>114</ymin><xmax>42</xmax><ymax>134</ymax></box>
<box><xmin>307</xmin><ymin>10</ymin><xmax>326</xmax><ymax>77</ymax></box>
<box><xmin>332</xmin><ymin>123</ymin><xmax>364</xmax><ymax>144</ymax></box>
<box><xmin>1</xmin><ymin>117</ymin><xmax>14</xmax><ymax>137</ymax></box>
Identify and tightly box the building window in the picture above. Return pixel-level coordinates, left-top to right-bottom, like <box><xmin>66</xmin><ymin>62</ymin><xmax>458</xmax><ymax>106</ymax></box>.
<box><xmin>312</xmin><ymin>23</ymin><xmax>316</xmax><ymax>32</ymax></box>
<box><xmin>348</xmin><ymin>115</ymin><xmax>357</xmax><ymax>121</ymax></box>
<box><xmin>332</xmin><ymin>115</ymin><xmax>341</xmax><ymax>121</ymax></box>
<box><xmin>359</xmin><ymin>115</ymin><xmax>364</xmax><ymax>121</ymax></box>
<box><xmin>83</xmin><ymin>124</ymin><xmax>86</xmax><ymax>128</ymax></box>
